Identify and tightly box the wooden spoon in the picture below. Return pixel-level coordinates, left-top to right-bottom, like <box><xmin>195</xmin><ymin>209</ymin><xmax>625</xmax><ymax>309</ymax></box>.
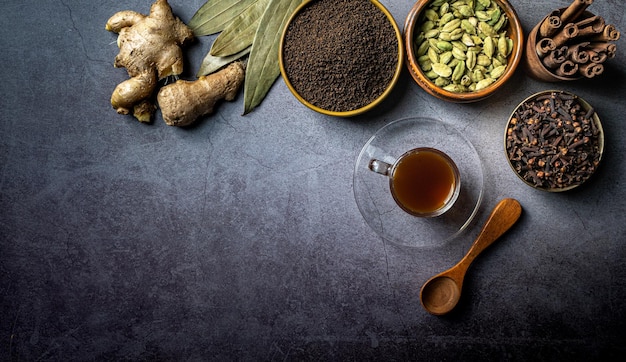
<box><xmin>420</xmin><ymin>198</ymin><xmax>522</xmax><ymax>315</ymax></box>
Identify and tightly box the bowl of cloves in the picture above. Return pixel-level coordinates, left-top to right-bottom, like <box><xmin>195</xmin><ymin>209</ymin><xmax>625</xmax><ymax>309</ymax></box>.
<box><xmin>504</xmin><ymin>90</ymin><xmax>604</xmax><ymax>192</ymax></box>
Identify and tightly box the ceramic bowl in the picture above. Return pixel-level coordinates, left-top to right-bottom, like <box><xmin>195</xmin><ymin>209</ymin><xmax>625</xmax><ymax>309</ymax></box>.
<box><xmin>278</xmin><ymin>0</ymin><xmax>404</xmax><ymax>117</ymax></box>
<box><xmin>404</xmin><ymin>0</ymin><xmax>524</xmax><ymax>103</ymax></box>
<box><xmin>504</xmin><ymin>90</ymin><xmax>604</xmax><ymax>192</ymax></box>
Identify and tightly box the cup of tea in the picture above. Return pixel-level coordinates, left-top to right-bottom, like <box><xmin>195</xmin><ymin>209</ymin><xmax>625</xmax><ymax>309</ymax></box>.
<box><xmin>368</xmin><ymin>147</ymin><xmax>461</xmax><ymax>217</ymax></box>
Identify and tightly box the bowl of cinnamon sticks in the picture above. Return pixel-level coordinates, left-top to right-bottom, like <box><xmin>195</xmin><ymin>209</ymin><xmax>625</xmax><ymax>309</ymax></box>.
<box><xmin>524</xmin><ymin>0</ymin><xmax>621</xmax><ymax>81</ymax></box>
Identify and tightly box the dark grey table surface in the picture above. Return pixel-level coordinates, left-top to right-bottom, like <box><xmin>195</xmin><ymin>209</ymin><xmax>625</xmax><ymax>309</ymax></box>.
<box><xmin>2</xmin><ymin>0</ymin><xmax>625</xmax><ymax>360</ymax></box>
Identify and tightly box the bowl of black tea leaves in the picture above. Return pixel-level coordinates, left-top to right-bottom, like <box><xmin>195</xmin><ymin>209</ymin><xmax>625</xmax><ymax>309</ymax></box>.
<box><xmin>279</xmin><ymin>0</ymin><xmax>403</xmax><ymax>117</ymax></box>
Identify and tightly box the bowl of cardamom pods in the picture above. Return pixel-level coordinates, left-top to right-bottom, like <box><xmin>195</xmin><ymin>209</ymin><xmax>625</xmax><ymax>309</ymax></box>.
<box><xmin>404</xmin><ymin>0</ymin><xmax>524</xmax><ymax>103</ymax></box>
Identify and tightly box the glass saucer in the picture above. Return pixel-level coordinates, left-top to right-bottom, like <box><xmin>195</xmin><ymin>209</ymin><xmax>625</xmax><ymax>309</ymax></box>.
<box><xmin>353</xmin><ymin>117</ymin><xmax>484</xmax><ymax>248</ymax></box>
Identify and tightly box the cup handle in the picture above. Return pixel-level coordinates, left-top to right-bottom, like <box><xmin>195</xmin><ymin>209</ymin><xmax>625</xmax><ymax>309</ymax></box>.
<box><xmin>368</xmin><ymin>159</ymin><xmax>392</xmax><ymax>176</ymax></box>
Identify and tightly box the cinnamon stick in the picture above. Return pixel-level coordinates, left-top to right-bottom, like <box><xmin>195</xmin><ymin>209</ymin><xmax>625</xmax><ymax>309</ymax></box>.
<box><xmin>566</xmin><ymin>42</ymin><xmax>590</xmax><ymax>63</ymax></box>
<box><xmin>574</xmin><ymin>15</ymin><xmax>604</xmax><ymax>29</ymax></box>
<box><xmin>555</xmin><ymin>60</ymin><xmax>579</xmax><ymax>77</ymax></box>
<box><xmin>575</xmin><ymin>16</ymin><xmax>605</xmax><ymax>37</ymax></box>
<box><xmin>586</xmin><ymin>50</ymin><xmax>608</xmax><ymax>63</ymax></box>
<box><xmin>536</xmin><ymin>38</ymin><xmax>557</xmax><ymax>58</ymax></box>
<box><xmin>552</xmin><ymin>23</ymin><xmax>579</xmax><ymax>47</ymax></box>
<box><xmin>588</xmin><ymin>42</ymin><xmax>617</xmax><ymax>58</ymax></box>
<box><xmin>539</xmin><ymin>11</ymin><xmax>563</xmax><ymax>38</ymax></box>
<box><xmin>542</xmin><ymin>47</ymin><xmax>568</xmax><ymax>69</ymax></box>
<box><xmin>586</xmin><ymin>24</ymin><xmax>621</xmax><ymax>42</ymax></box>
<box><xmin>560</xmin><ymin>0</ymin><xmax>594</xmax><ymax>25</ymax></box>
<box><xmin>579</xmin><ymin>62</ymin><xmax>604</xmax><ymax>78</ymax></box>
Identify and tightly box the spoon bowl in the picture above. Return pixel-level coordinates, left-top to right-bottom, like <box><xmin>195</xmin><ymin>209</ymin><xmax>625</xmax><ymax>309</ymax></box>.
<box><xmin>420</xmin><ymin>198</ymin><xmax>522</xmax><ymax>315</ymax></box>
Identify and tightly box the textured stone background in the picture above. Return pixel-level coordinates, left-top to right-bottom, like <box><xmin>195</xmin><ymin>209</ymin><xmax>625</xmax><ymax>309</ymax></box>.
<box><xmin>1</xmin><ymin>0</ymin><xmax>625</xmax><ymax>360</ymax></box>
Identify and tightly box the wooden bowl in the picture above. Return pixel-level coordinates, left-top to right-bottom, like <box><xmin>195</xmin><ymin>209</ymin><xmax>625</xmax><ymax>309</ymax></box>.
<box><xmin>279</xmin><ymin>0</ymin><xmax>403</xmax><ymax>117</ymax></box>
<box><xmin>404</xmin><ymin>0</ymin><xmax>524</xmax><ymax>103</ymax></box>
<box><xmin>523</xmin><ymin>9</ymin><xmax>595</xmax><ymax>82</ymax></box>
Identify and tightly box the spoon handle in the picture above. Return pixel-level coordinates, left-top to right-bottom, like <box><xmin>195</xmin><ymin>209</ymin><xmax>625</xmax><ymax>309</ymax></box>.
<box><xmin>460</xmin><ymin>198</ymin><xmax>522</xmax><ymax>267</ymax></box>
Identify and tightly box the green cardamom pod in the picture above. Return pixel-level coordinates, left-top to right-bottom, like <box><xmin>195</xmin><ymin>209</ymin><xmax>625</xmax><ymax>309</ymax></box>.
<box><xmin>440</xmin><ymin>50</ymin><xmax>453</xmax><ymax>64</ymax></box>
<box><xmin>443</xmin><ymin>84</ymin><xmax>466</xmax><ymax>93</ymax></box>
<box><xmin>442</xmin><ymin>18</ymin><xmax>461</xmax><ymax>33</ymax></box>
<box><xmin>432</xmin><ymin>63</ymin><xmax>453</xmax><ymax>77</ymax></box>
<box><xmin>452</xmin><ymin>46</ymin><xmax>467</xmax><ymax>60</ymax></box>
<box><xmin>471</xmin><ymin>35</ymin><xmax>483</xmax><ymax>46</ymax></box>
<box><xmin>439</xmin><ymin>13</ymin><xmax>455</xmax><ymax>26</ymax></box>
<box><xmin>417</xmin><ymin>54</ymin><xmax>431</xmax><ymax>63</ymax></box>
<box><xmin>421</xmin><ymin>20</ymin><xmax>435</xmax><ymax>32</ymax></box>
<box><xmin>461</xmin><ymin>33</ymin><xmax>475</xmax><ymax>46</ymax></box>
<box><xmin>424</xmin><ymin>9</ymin><xmax>439</xmax><ymax>22</ymax></box>
<box><xmin>498</xmin><ymin>35</ymin><xmax>508</xmax><ymax>57</ymax></box>
<box><xmin>477</xmin><ymin>54</ymin><xmax>492</xmax><ymax>66</ymax></box>
<box><xmin>425</xmin><ymin>69</ymin><xmax>439</xmax><ymax>80</ymax></box>
<box><xmin>506</xmin><ymin>38</ymin><xmax>514</xmax><ymax>56</ymax></box>
<box><xmin>461</xmin><ymin>19</ymin><xmax>477</xmax><ymax>35</ymax></box>
<box><xmin>438</xmin><ymin>31</ymin><xmax>452</xmax><ymax>41</ymax></box>
<box><xmin>483</xmin><ymin>36</ymin><xmax>494</xmax><ymax>58</ymax></box>
<box><xmin>472</xmin><ymin>68</ymin><xmax>485</xmax><ymax>82</ymax></box>
<box><xmin>490</xmin><ymin>65</ymin><xmax>506</xmax><ymax>79</ymax></box>
<box><xmin>475</xmin><ymin>11</ymin><xmax>490</xmax><ymax>22</ymax></box>
<box><xmin>439</xmin><ymin>2</ymin><xmax>450</xmax><ymax>16</ymax></box>
<box><xmin>478</xmin><ymin>0</ymin><xmax>491</xmax><ymax>8</ymax></box>
<box><xmin>449</xmin><ymin>28</ymin><xmax>464</xmax><ymax>40</ymax></box>
<box><xmin>417</xmin><ymin>39</ymin><xmax>430</xmax><ymax>56</ymax></box>
<box><xmin>435</xmin><ymin>77</ymin><xmax>451</xmax><ymax>87</ymax></box>
<box><xmin>452</xmin><ymin>40</ymin><xmax>468</xmax><ymax>51</ymax></box>
<box><xmin>475</xmin><ymin>77</ymin><xmax>495</xmax><ymax>90</ymax></box>
<box><xmin>466</xmin><ymin>50</ymin><xmax>477</xmax><ymax>69</ymax></box>
<box><xmin>457</xmin><ymin>5</ymin><xmax>474</xmax><ymax>18</ymax></box>
<box><xmin>425</xmin><ymin>29</ymin><xmax>441</xmax><ymax>39</ymax></box>
<box><xmin>493</xmin><ymin>13</ymin><xmax>507</xmax><ymax>32</ymax></box>
<box><xmin>452</xmin><ymin>60</ymin><xmax>466</xmax><ymax>81</ymax></box>
<box><xmin>488</xmin><ymin>7</ymin><xmax>501</xmax><ymax>26</ymax></box>
<box><xmin>478</xmin><ymin>21</ymin><xmax>497</xmax><ymax>38</ymax></box>
<box><xmin>437</xmin><ymin>40</ymin><xmax>453</xmax><ymax>52</ymax></box>
<box><xmin>460</xmin><ymin>74</ymin><xmax>472</xmax><ymax>86</ymax></box>
<box><xmin>428</xmin><ymin>47</ymin><xmax>440</xmax><ymax>63</ymax></box>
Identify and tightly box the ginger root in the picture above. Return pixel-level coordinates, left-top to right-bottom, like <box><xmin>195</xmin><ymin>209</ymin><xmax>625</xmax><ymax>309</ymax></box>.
<box><xmin>157</xmin><ymin>61</ymin><xmax>245</xmax><ymax>127</ymax></box>
<box><xmin>106</xmin><ymin>0</ymin><xmax>194</xmax><ymax>122</ymax></box>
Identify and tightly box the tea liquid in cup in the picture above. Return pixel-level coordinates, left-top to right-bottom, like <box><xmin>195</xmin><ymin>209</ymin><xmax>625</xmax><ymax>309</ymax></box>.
<box><xmin>369</xmin><ymin>148</ymin><xmax>460</xmax><ymax>217</ymax></box>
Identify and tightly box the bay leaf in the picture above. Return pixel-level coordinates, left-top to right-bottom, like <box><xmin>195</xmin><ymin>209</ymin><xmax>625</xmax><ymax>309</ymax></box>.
<box><xmin>243</xmin><ymin>0</ymin><xmax>303</xmax><ymax>115</ymax></box>
<box><xmin>189</xmin><ymin>0</ymin><xmax>256</xmax><ymax>36</ymax></box>
<box><xmin>210</xmin><ymin>0</ymin><xmax>270</xmax><ymax>57</ymax></box>
<box><xmin>197</xmin><ymin>46</ymin><xmax>251</xmax><ymax>77</ymax></box>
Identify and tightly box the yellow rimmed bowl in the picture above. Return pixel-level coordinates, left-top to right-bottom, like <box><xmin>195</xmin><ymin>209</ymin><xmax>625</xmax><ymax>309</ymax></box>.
<box><xmin>279</xmin><ymin>0</ymin><xmax>404</xmax><ymax>117</ymax></box>
<box><xmin>404</xmin><ymin>0</ymin><xmax>524</xmax><ymax>103</ymax></box>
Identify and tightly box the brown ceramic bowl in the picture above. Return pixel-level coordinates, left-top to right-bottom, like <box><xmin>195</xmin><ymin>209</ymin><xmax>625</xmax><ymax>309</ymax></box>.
<box><xmin>404</xmin><ymin>0</ymin><xmax>524</xmax><ymax>103</ymax></box>
<box><xmin>504</xmin><ymin>90</ymin><xmax>604</xmax><ymax>192</ymax></box>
